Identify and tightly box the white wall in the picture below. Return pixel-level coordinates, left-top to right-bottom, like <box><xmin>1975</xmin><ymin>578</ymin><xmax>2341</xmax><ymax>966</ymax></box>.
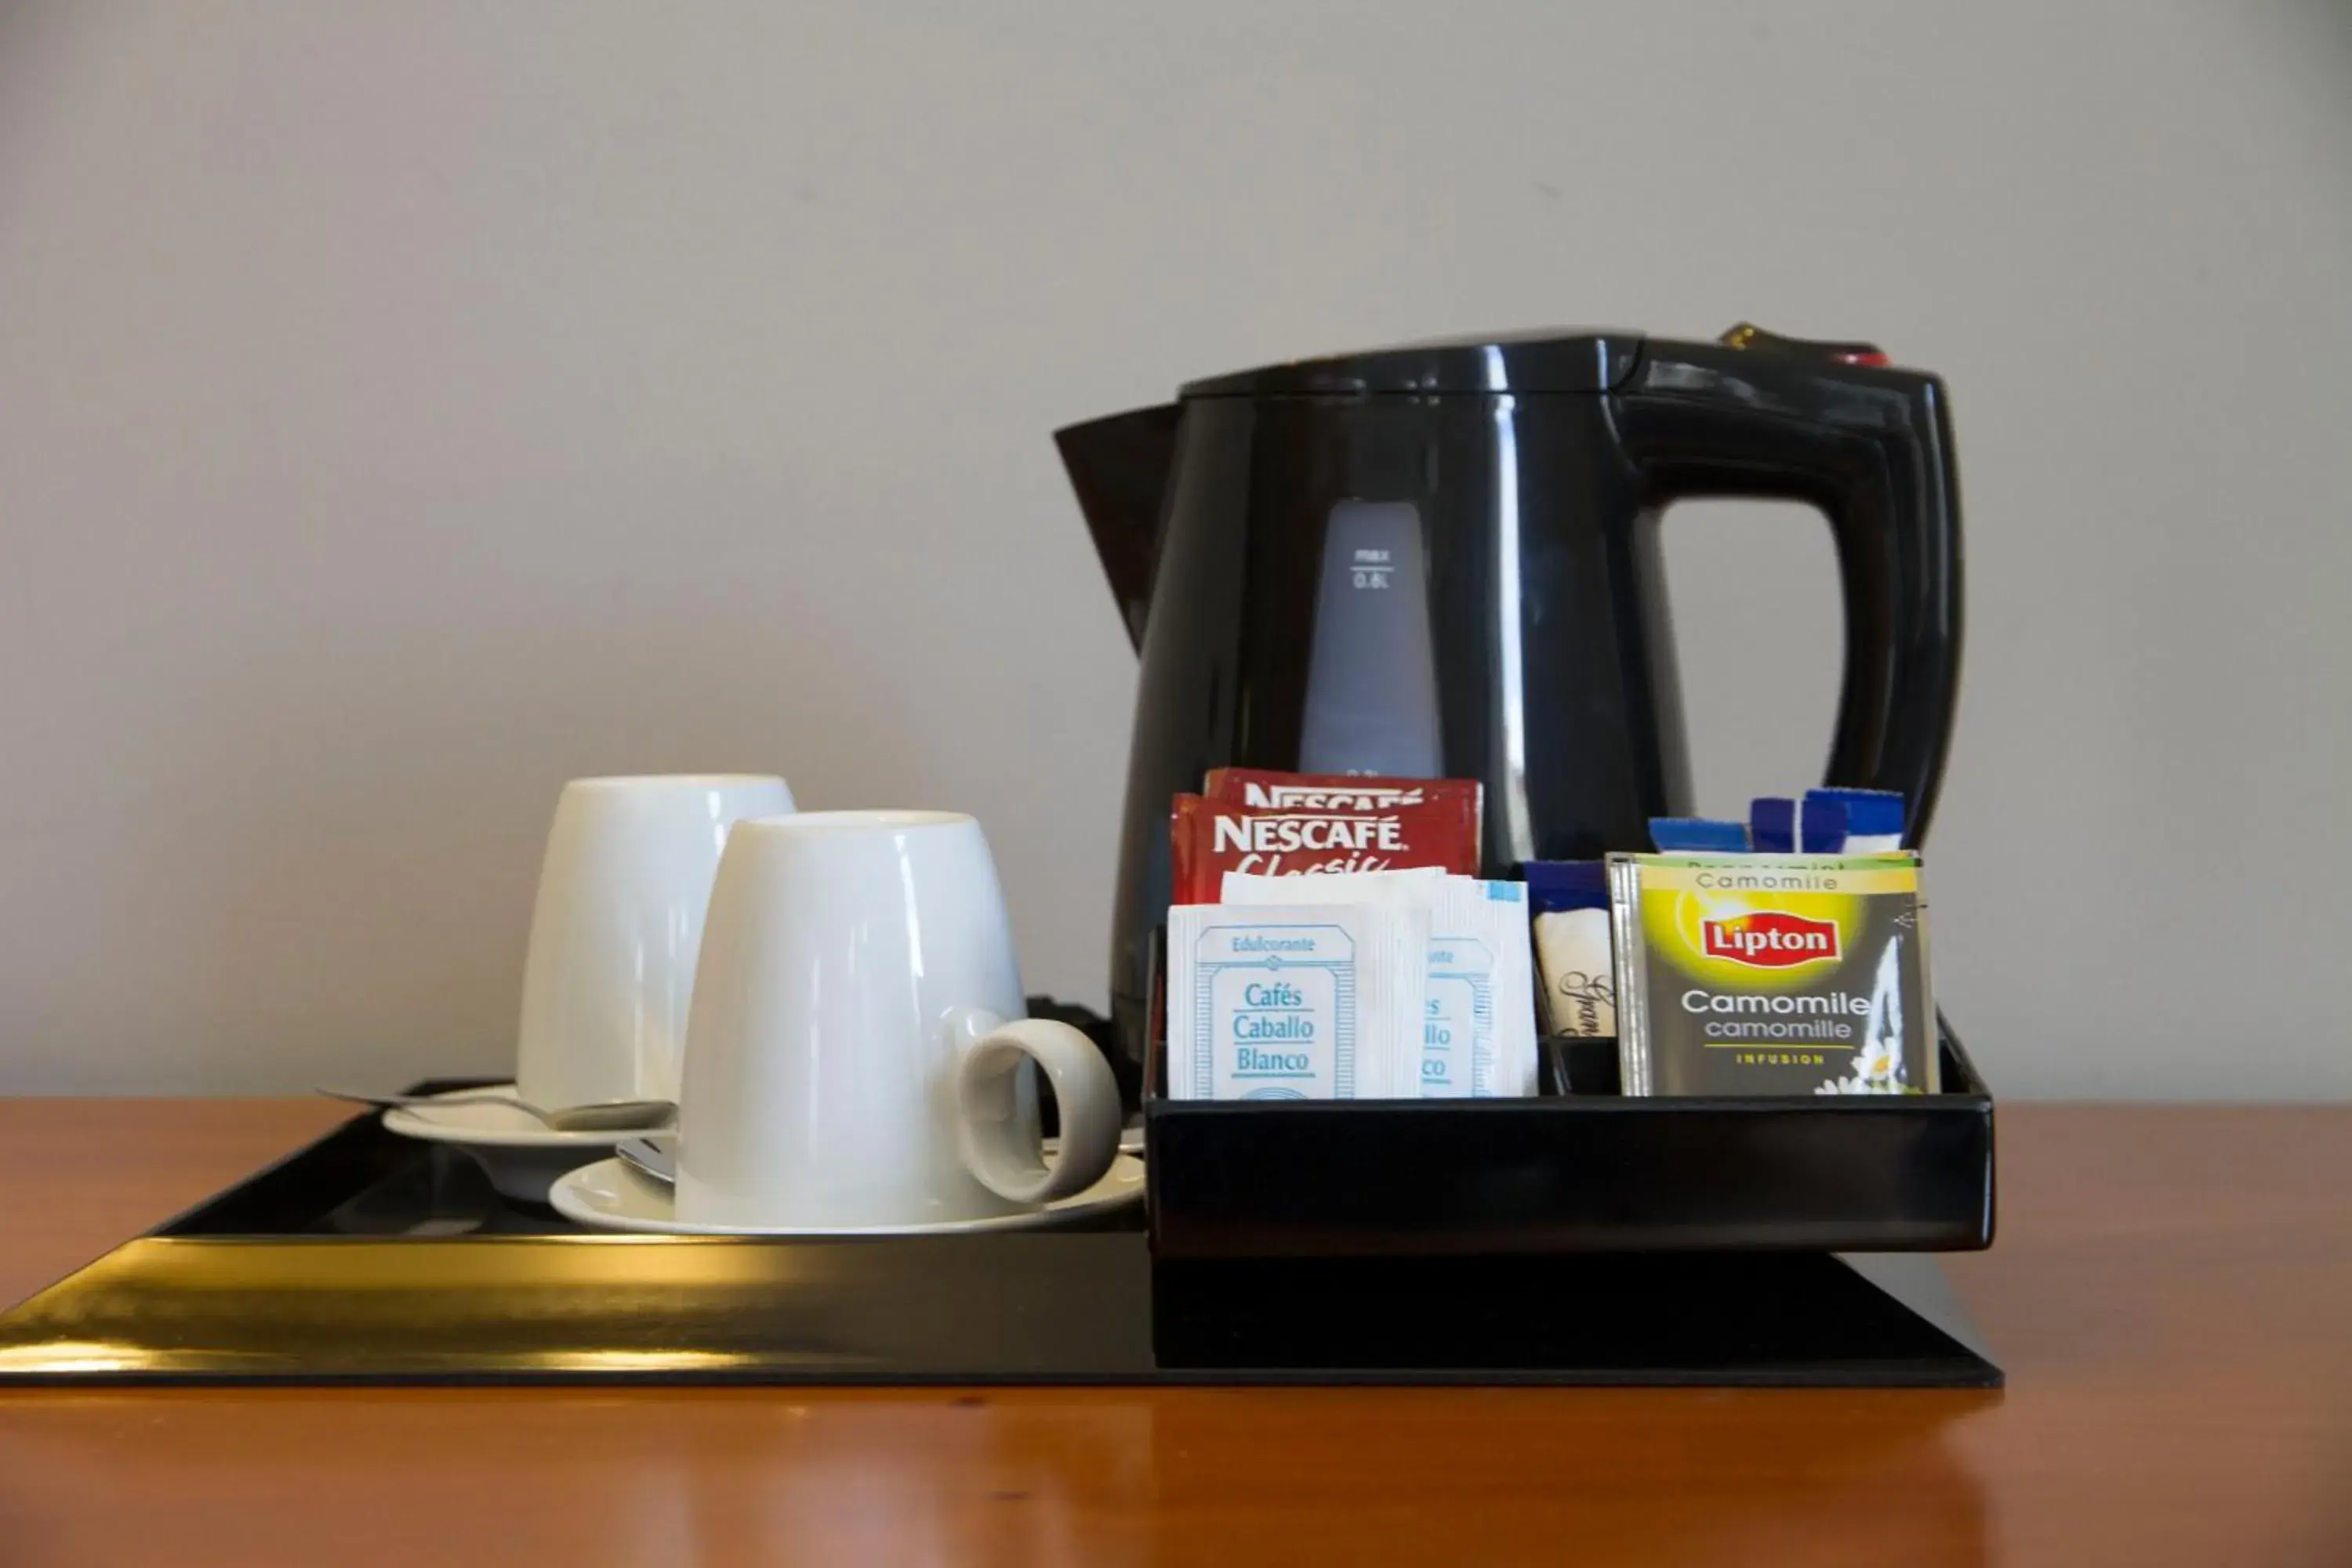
<box><xmin>1</xmin><ymin>1</ymin><xmax>2346</xmax><ymax>1097</ymax></box>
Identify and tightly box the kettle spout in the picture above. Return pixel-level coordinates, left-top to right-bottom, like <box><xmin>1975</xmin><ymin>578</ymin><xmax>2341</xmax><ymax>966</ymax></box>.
<box><xmin>1054</xmin><ymin>403</ymin><xmax>1181</xmax><ymax>652</ymax></box>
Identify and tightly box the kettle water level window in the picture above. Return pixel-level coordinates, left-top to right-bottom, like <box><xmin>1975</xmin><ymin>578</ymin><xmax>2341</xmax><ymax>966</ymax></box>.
<box><xmin>1299</xmin><ymin>500</ymin><xmax>1443</xmax><ymax>780</ymax></box>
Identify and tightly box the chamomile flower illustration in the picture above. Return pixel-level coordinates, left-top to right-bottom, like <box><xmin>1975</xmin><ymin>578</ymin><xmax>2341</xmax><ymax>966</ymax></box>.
<box><xmin>1850</xmin><ymin>1035</ymin><xmax>1901</xmax><ymax>1086</ymax></box>
<box><xmin>1817</xmin><ymin>936</ymin><xmax>1909</xmax><ymax>1095</ymax></box>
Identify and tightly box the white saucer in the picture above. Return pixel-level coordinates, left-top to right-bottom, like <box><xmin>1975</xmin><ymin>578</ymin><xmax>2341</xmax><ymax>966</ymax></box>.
<box><xmin>380</xmin><ymin>1083</ymin><xmax>650</xmax><ymax>1205</ymax></box>
<box><xmin>549</xmin><ymin>1152</ymin><xmax>1146</xmax><ymax>1236</ymax></box>
<box><xmin>379</xmin><ymin>1083</ymin><xmax>652</xmax><ymax>1149</ymax></box>
<box><xmin>1054</xmin><ymin>1124</ymin><xmax>1148</xmax><ymax>1159</ymax></box>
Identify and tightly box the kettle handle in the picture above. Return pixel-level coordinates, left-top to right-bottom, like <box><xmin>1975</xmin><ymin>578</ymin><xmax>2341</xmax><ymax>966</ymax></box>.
<box><xmin>1610</xmin><ymin>330</ymin><xmax>1963</xmax><ymax>845</ymax></box>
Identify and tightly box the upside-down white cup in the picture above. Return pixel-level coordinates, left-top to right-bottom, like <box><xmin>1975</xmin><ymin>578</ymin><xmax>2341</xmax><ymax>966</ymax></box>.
<box><xmin>514</xmin><ymin>775</ymin><xmax>795</xmax><ymax>1110</ymax></box>
<box><xmin>674</xmin><ymin>811</ymin><xmax>1122</xmax><ymax>1229</ymax></box>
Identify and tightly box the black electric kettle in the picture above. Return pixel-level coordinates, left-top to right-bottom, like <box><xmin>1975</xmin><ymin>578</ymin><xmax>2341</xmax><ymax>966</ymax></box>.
<box><xmin>1058</xmin><ymin>325</ymin><xmax>1962</xmax><ymax>1099</ymax></box>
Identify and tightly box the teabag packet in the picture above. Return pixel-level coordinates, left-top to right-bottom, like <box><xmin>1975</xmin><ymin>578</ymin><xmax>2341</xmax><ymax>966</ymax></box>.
<box><xmin>1608</xmin><ymin>851</ymin><xmax>1936</xmax><ymax>1098</ymax></box>
<box><xmin>1755</xmin><ymin>792</ymin><xmax>1907</xmax><ymax>855</ymax></box>
<box><xmin>1523</xmin><ymin>860</ymin><xmax>1616</xmax><ymax>1040</ymax></box>
<box><xmin>1806</xmin><ymin>787</ymin><xmax>1905</xmax><ymax>853</ymax></box>
<box><xmin>1221</xmin><ymin>869</ymin><xmax>1537</xmax><ymax>1098</ymax></box>
<box><xmin>1749</xmin><ymin>798</ymin><xmax>1797</xmax><ymax>854</ymax></box>
<box><xmin>1165</xmin><ymin>900</ymin><xmax>1427</xmax><ymax>1100</ymax></box>
<box><xmin>1649</xmin><ymin>818</ymin><xmax>1750</xmax><ymax>853</ymax></box>
<box><xmin>1799</xmin><ymin>797</ymin><xmax>1849</xmax><ymax>853</ymax></box>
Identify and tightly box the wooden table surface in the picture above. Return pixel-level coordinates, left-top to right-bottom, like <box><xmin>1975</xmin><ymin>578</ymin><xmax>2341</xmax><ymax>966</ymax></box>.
<box><xmin>0</xmin><ymin>1102</ymin><xmax>2347</xmax><ymax>1566</ymax></box>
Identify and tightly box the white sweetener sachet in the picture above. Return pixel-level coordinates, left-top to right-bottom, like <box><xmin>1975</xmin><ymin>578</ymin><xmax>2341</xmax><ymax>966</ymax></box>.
<box><xmin>1167</xmin><ymin>901</ymin><xmax>1426</xmax><ymax>1099</ymax></box>
<box><xmin>1428</xmin><ymin>877</ymin><xmax>1539</xmax><ymax>1098</ymax></box>
<box><xmin>1220</xmin><ymin>869</ymin><xmax>1539</xmax><ymax>1098</ymax></box>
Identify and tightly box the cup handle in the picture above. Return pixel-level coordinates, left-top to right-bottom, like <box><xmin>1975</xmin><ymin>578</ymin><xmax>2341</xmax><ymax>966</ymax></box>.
<box><xmin>952</xmin><ymin>1014</ymin><xmax>1123</xmax><ymax>1205</ymax></box>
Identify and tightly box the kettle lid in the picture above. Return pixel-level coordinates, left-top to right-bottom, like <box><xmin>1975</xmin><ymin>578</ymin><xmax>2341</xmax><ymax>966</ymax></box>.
<box><xmin>1180</xmin><ymin>328</ymin><xmax>1645</xmax><ymax>398</ymax></box>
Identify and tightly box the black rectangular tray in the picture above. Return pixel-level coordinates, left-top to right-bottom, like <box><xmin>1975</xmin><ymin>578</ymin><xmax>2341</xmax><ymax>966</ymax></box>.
<box><xmin>1145</xmin><ymin>1026</ymin><xmax>1996</xmax><ymax>1261</ymax></box>
<box><xmin>0</xmin><ymin>1017</ymin><xmax>1999</xmax><ymax>1387</ymax></box>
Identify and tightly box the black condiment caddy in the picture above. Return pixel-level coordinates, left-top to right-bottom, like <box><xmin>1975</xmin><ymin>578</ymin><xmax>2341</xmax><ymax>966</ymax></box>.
<box><xmin>1134</xmin><ymin>925</ymin><xmax>2000</xmax><ymax>1385</ymax></box>
<box><xmin>1143</xmin><ymin>1027</ymin><xmax>1995</xmax><ymax>1261</ymax></box>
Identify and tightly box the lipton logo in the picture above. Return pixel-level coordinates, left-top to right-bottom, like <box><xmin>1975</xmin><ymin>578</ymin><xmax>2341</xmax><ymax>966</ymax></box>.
<box><xmin>1701</xmin><ymin>912</ymin><xmax>1839</xmax><ymax>967</ymax></box>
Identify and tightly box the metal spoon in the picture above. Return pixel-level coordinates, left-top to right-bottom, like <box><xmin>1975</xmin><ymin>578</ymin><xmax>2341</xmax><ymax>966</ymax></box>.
<box><xmin>317</xmin><ymin>1088</ymin><xmax>676</xmax><ymax>1133</ymax></box>
<box><xmin>615</xmin><ymin>1134</ymin><xmax>677</xmax><ymax>1186</ymax></box>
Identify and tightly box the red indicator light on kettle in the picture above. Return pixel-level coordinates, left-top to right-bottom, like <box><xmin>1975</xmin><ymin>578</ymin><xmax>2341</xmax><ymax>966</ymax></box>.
<box><xmin>1719</xmin><ymin>323</ymin><xmax>1889</xmax><ymax>368</ymax></box>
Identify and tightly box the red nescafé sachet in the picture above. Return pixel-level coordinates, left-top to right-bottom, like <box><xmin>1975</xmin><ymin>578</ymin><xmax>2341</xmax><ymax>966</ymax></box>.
<box><xmin>1170</xmin><ymin>771</ymin><xmax>1483</xmax><ymax>903</ymax></box>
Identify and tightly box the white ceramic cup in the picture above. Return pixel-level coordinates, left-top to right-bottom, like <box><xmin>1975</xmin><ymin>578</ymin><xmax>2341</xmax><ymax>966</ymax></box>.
<box><xmin>514</xmin><ymin>774</ymin><xmax>795</xmax><ymax>1111</ymax></box>
<box><xmin>674</xmin><ymin>810</ymin><xmax>1122</xmax><ymax>1229</ymax></box>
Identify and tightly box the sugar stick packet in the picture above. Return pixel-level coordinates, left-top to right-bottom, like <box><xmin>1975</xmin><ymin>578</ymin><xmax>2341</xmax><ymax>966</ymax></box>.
<box><xmin>1523</xmin><ymin>860</ymin><xmax>1616</xmax><ymax>1040</ymax></box>
<box><xmin>1165</xmin><ymin>901</ymin><xmax>1425</xmax><ymax>1100</ymax></box>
